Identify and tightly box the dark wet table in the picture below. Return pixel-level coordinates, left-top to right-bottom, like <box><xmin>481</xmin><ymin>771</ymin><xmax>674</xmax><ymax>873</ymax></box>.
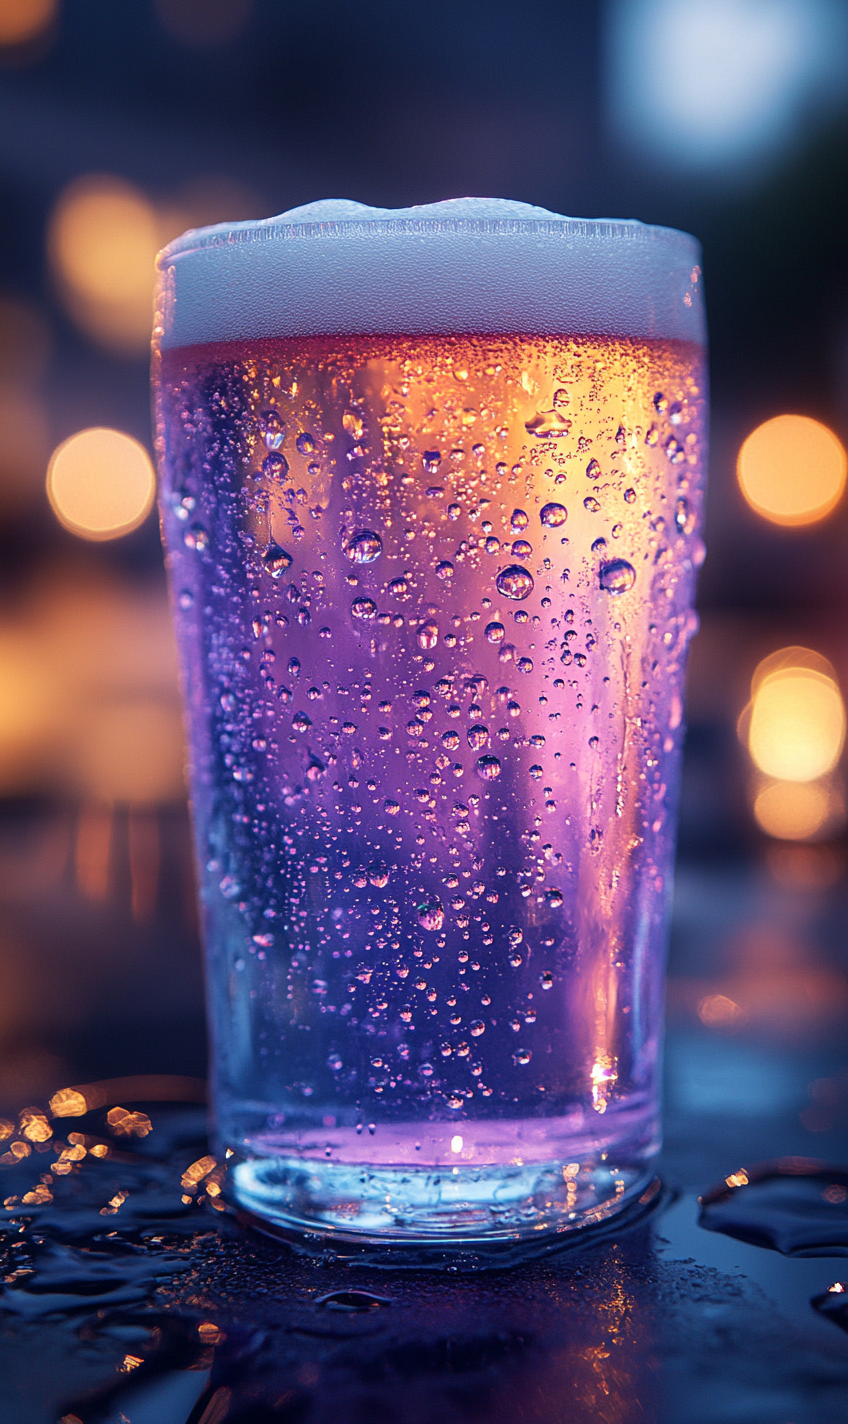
<box><xmin>2</xmin><ymin>862</ymin><xmax>848</xmax><ymax>1424</ymax></box>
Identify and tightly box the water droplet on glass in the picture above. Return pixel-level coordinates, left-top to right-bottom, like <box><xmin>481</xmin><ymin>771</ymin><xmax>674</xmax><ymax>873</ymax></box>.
<box><xmin>511</xmin><ymin>539</ymin><xmax>533</xmax><ymax>559</ymax></box>
<box><xmin>467</xmin><ymin>725</ymin><xmax>489</xmax><ymax>751</ymax></box>
<box><xmin>306</xmin><ymin>756</ymin><xmax>325</xmax><ymax>780</ymax></box>
<box><xmin>525</xmin><ymin>409</ymin><xmax>571</xmax><ymax>438</ymax></box>
<box><xmin>417</xmin><ymin>897</ymin><xmax>444</xmax><ymax>931</ymax></box>
<box><xmin>261</xmin><ymin>409</ymin><xmax>285</xmax><ymax>449</ymax></box>
<box><xmin>599</xmin><ymin>559</ymin><xmax>636</xmax><ymax>595</ymax></box>
<box><xmin>470</xmin><ymin>1020</ymin><xmax>485</xmax><ymax>1036</ymax></box>
<box><xmin>513</xmin><ymin>1048</ymin><xmax>532</xmax><ymax>1065</ymax></box>
<box><xmin>540</xmin><ymin>971</ymin><xmax>554</xmax><ymax>990</ymax></box>
<box><xmin>368</xmin><ymin>861</ymin><xmax>389</xmax><ymax>888</ymax></box>
<box><xmin>624</xmin><ymin>488</ymin><xmax>636</xmax><ymax>504</ymax></box>
<box><xmin>436</xmin><ymin>561</ymin><xmax>454</xmax><ymax>580</ymax></box>
<box><xmin>327</xmin><ymin>1053</ymin><xmax>343</xmax><ymax>1072</ymax></box>
<box><xmin>262</xmin><ymin>451</ymin><xmax>289</xmax><ymax>481</ymax></box>
<box><xmin>584</xmin><ymin>496</ymin><xmax>600</xmax><ymax>513</ymax></box>
<box><xmin>653</xmin><ymin>392</ymin><xmax>668</xmax><ymax>414</ymax></box>
<box><xmin>388</xmin><ymin>577</ymin><xmax>408</xmax><ymax>597</ymax></box>
<box><xmin>352</xmin><ymin>597</ymin><xmax>377</xmax><ymax>620</ymax></box>
<box><xmin>591</xmin><ymin>537</ymin><xmax>607</xmax><ymax>554</ymax></box>
<box><xmin>292</xmin><ymin>712</ymin><xmax>312</xmax><ymax>734</ymax></box>
<box><xmin>178</xmin><ymin>588</ymin><xmax>194</xmax><ymax>609</ymax></box>
<box><xmin>496</xmin><ymin>565</ymin><xmax>534</xmax><ymax>601</ymax></box>
<box><xmin>517</xmin><ymin>657</ymin><xmax>533</xmax><ymax>675</ymax></box>
<box><xmin>417</xmin><ymin>620</ymin><xmax>439</xmax><ymax>650</ymax></box>
<box><xmin>344</xmin><ymin>529</ymin><xmax>383</xmax><ymax>564</ymax></box>
<box><xmin>485</xmin><ymin>621</ymin><xmax>505</xmax><ymax>644</ymax></box>
<box><xmin>384</xmin><ymin>798</ymin><xmax>400</xmax><ymax>815</ymax></box>
<box><xmin>288</xmin><ymin>656</ymin><xmax>301</xmax><ymax>678</ymax></box>
<box><xmin>540</xmin><ymin>502</ymin><xmax>567</xmax><ymax>528</ymax></box>
<box><xmin>442</xmin><ymin>731</ymin><xmax>460</xmax><ymax>750</ymax></box>
<box><xmin>423</xmin><ymin>450</ymin><xmax>441</xmax><ymax>472</ymax></box>
<box><xmin>529</xmin><ymin>764</ymin><xmax>543</xmax><ymax>779</ymax></box>
<box><xmin>475</xmin><ymin>754</ymin><xmax>501</xmax><ymax>781</ymax></box>
<box><xmin>485</xmin><ymin>536</ymin><xmax>501</xmax><ymax>555</ymax></box>
<box><xmin>586</xmin><ymin>459</ymin><xmax>601</xmax><ymax>480</ymax></box>
<box><xmin>545</xmin><ymin>888</ymin><xmax>563</xmax><ymax>908</ymax></box>
<box><xmin>263</xmin><ymin>542</ymin><xmax>293</xmax><ymax>578</ymax></box>
<box><xmin>510</xmin><ymin>509</ymin><xmax>529</xmax><ymax>532</ymax></box>
<box><xmin>296</xmin><ymin>432</ymin><xmax>316</xmax><ymax>456</ymax></box>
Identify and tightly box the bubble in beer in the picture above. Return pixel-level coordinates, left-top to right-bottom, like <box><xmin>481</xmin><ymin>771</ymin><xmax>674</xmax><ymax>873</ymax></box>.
<box><xmin>417</xmin><ymin>897</ymin><xmax>444</xmax><ymax>931</ymax></box>
<box><xmin>511</xmin><ymin>540</ymin><xmax>533</xmax><ymax>558</ymax></box>
<box><xmin>485</xmin><ymin>621</ymin><xmax>505</xmax><ymax>643</ymax></box>
<box><xmin>368</xmin><ymin>861</ymin><xmax>390</xmax><ymax>888</ymax></box>
<box><xmin>475</xmin><ymin>754</ymin><xmax>501</xmax><ymax>780</ymax></box>
<box><xmin>352</xmin><ymin>597</ymin><xmax>377</xmax><ymax>620</ymax></box>
<box><xmin>261</xmin><ymin>410</ymin><xmax>285</xmax><ymax>449</ymax></box>
<box><xmin>467</xmin><ymin>725</ymin><xmax>489</xmax><ymax>751</ymax></box>
<box><xmin>436</xmin><ymin>561</ymin><xmax>454</xmax><ymax>580</ymax></box>
<box><xmin>417</xmin><ymin>620</ymin><xmax>439</xmax><ymax>650</ymax></box>
<box><xmin>263</xmin><ymin>542</ymin><xmax>293</xmax><ymax>578</ymax></box>
<box><xmin>540</xmin><ymin>502</ymin><xmax>567</xmax><ymax>528</ymax></box>
<box><xmin>496</xmin><ymin>565</ymin><xmax>534</xmax><ymax>601</ymax></box>
<box><xmin>510</xmin><ymin>509</ymin><xmax>529</xmax><ymax>532</ymax></box>
<box><xmin>262</xmin><ymin>451</ymin><xmax>289</xmax><ymax>481</ymax></box>
<box><xmin>599</xmin><ymin>559</ymin><xmax>636</xmax><ymax>595</ymax></box>
<box><xmin>296</xmin><ymin>433</ymin><xmax>316</xmax><ymax>455</ymax></box>
<box><xmin>344</xmin><ymin>529</ymin><xmax>383</xmax><ymax>564</ymax></box>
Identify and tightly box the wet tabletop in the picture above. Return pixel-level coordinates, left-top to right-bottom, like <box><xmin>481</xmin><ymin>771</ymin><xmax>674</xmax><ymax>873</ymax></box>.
<box><xmin>2</xmin><ymin>858</ymin><xmax>848</xmax><ymax>1424</ymax></box>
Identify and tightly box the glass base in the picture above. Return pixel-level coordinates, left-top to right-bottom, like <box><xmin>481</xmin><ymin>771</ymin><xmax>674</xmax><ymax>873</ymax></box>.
<box><xmin>230</xmin><ymin>1153</ymin><xmax>656</xmax><ymax>1247</ymax></box>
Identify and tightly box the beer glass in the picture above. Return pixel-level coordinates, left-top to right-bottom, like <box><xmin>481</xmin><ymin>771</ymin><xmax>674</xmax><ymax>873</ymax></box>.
<box><xmin>153</xmin><ymin>199</ymin><xmax>707</xmax><ymax>1244</ymax></box>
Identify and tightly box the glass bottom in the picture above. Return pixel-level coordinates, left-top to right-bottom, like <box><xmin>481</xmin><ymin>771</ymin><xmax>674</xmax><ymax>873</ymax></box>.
<box><xmin>230</xmin><ymin>1153</ymin><xmax>656</xmax><ymax>1246</ymax></box>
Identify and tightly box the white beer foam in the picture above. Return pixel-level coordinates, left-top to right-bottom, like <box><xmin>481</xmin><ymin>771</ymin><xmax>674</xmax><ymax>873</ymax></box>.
<box><xmin>156</xmin><ymin>197</ymin><xmax>704</xmax><ymax>350</ymax></box>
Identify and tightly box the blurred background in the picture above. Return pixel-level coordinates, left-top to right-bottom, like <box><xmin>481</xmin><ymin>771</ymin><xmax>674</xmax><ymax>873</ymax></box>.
<box><xmin>0</xmin><ymin>0</ymin><xmax>847</xmax><ymax>1154</ymax></box>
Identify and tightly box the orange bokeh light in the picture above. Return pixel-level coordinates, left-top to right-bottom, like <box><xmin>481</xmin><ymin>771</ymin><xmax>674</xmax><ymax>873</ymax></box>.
<box><xmin>737</xmin><ymin>414</ymin><xmax>847</xmax><ymax>526</ymax></box>
<box><xmin>753</xmin><ymin>777</ymin><xmax>845</xmax><ymax>842</ymax></box>
<box><xmin>0</xmin><ymin>0</ymin><xmax>55</xmax><ymax>46</ymax></box>
<box><xmin>47</xmin><ymin>427</ymin><xmax>155</xmax><ymax>540</ymax></box>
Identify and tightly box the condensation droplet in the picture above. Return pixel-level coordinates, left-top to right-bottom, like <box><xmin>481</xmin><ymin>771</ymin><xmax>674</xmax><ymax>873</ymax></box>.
<box><xmin>529</xmin><ymin>764</ymin><xmax>543</xmax><ymax>779</ymax></box>
<box><xmin>584</xmin><ymin>496</ymin><xmax>600</xmax><ymax>513</ymax></box>
<box><xmin>540</xmin><ymin>971</ymin><xmax>554</xmax><ymax>990</ymax></box>
<box><xmin>442</xmin><ymin>730</ymin><xmax>460</xmax><ymax>750</ymax></box>
<box><xmin>510</xmin><ymin>509</ymin><xmax>529</xmax><ymax>532</ymax></box>
<box><xmin>545</xmin><ymin>888</ymin><xmax>563</xmax><ymax>908</ymax></box>
<box><xmin>436</xmin><ymin>561</ymin><xmax>454</xmax><ymax>580</ymax></box>
<box><xmin>417</xmin><ymin>898</ymin><xmax>444</xmax><ymax>931</ymax></box>
<box><xmin>517</xmin><ymin>657</ymin><xmax>533</xmax><ymax>675</ymax></box>
<box><xmin>470</xmin><ymin>1020</ymin><xmax>485</xmax><ymax>1036</ymax></box>
<box><xmin>261</xmin><ymin>410</ymin><xmax>286</xmax><ymax>449</ymax></box>
<box><xmin>485</xmin><ymin>621</ymin><xmax>505</xmax><ymax>643</ymax></box>
<box><xmin>586</xmin><ymin>459</ymin><xmax>601</xmax><ymax>480</ymax></box>
<box><xmin>599</xmin><ymin>559</ymin><xmax>636</xmax><ymax>595</ymax></box>
<box><xmin>475</xmin><ymin>754</ymin><xmax>501</xmax><ymax>781</ymax></box>
<box><xmin>368</xmin><ymin>861</ymin><xmax>389</xmax><ymax>888</ymax></box>
<box><xmin>624</xmin><ymin>488</ymin><xmax>636</xmax><ymax>504</ymax></box>
<box><xmin>511</xmin><ymin>539</ymin><xmax>533</xmax><ymax>559</ymax></box>
<box><xmin>513</xmin><ymin>1048</ymin><xmax>532</xmax><ymax>1065</ymax></box>
<box><xmin>262</xmin><ymin>451</ymin><xmax>289</xmax><ymax>481</ymax></box>
<box><xmin>263</xmin><ymin>542</ymin><xmax>293</xmax><ymax>578</ymax></box>
<box><xmin>496</xmin><ymin>565</ymin><xmax>534</xmax><ymax>601</ymax></box>
<box><xmin>467</xmin><ymin>725</ymin><xmax>489</xmax><ymax>751</ymax></box>
<box><xmin>292</xmin><ymin>712</ymin><xmax>312</xmax><ymax>733</ymax></box>
<box><xmin>352</xmin><ymin>597</ymin><xmax>377</xmax><ymax>620</ymax></box>
<box><xmin>344</xmin><ymin>529</ymin><xmax>383</xmax><ymax>564</ymax></box>
<box><xmin>540</xmin><ymin>502</ymin><xmax>567</xmax><ymax>528</ymax></box>
<box><xmin>296</xmin><ymin>432</ymin><xmax>316</xmax><ymax>456</ymax></box>
<box><xmin>417</xmin><ymin>620</ymin><xmax>439</xmax><ymax>650</ymax></box>
<box><xmin>184</xmin><ymin>523</ymin><xmax>209</xmax><ymax>552</ymax></box>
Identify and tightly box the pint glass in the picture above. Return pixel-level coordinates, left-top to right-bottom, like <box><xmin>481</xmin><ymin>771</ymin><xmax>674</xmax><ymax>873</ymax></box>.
<box><xmin>154</xmin><ymin>199</ymin><xmax>707</xmax><ymax>1243</ymax></box>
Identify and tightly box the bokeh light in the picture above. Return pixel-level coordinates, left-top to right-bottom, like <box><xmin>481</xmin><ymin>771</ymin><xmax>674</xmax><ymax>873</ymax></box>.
<box><xmin>47</xmin><ymin>428</ymin><xmax>155</xmax><ymax>541</ymax></box>
<box><xmin>48</xmin><ymin>173</ymin><xmax>261</xmax><ymax>355</ymax></box>
<box><xmin>154</xmin><ymin>0</ymin><xmax>253</xmax><ymax>48</ymax></box>
<box><xmin>737</xmin><ymin>414</ymin><xmax>847</xmax><ymax>526</ymax></box>
<box><xmin>0</xmin><ymin>382</ymin><xmax>50</xmax><ymax>513</ymax></box>
<box><xmin>74</xmin><ymin>699</ymin><xmax>186</xmax><ymax>804</ymax></box>
<box><xmin>747</xmin><ymin>654</ymin><xmax>845</xmax><ymax>781</ymax></box>
<box><xmin>607</xmin><ymin>0</ymin><xmax>848</xmax><ymax>172</ymax></box>
<box><xmin>0</xmin><ymin>0</ymin><xmax>56</xmax><ymax>47</ymax></box>
<box><xmin>753</xmin><ymin>776</ymin><xmax>845</xmax><ymax>841</ymax></box>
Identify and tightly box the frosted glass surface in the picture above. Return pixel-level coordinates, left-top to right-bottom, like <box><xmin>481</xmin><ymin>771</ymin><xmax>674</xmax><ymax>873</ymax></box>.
<box><xmin>157</xmin><ymin>196</ymin><xmax>704</xmax><ymax>350</ymax></box>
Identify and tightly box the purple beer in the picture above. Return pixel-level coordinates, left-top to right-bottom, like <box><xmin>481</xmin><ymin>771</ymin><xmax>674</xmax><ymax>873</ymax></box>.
<box><xmin>154</xmin><ymin>200</ymin><xmax>707</xmax><ymax>1241</ymax></box>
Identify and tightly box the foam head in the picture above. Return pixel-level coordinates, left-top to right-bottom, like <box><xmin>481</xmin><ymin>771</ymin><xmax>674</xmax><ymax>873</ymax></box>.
<box><xmin>155</xmin><ymin>198</ymin><xmax>704</xmax><ymax>350</ymax></box>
